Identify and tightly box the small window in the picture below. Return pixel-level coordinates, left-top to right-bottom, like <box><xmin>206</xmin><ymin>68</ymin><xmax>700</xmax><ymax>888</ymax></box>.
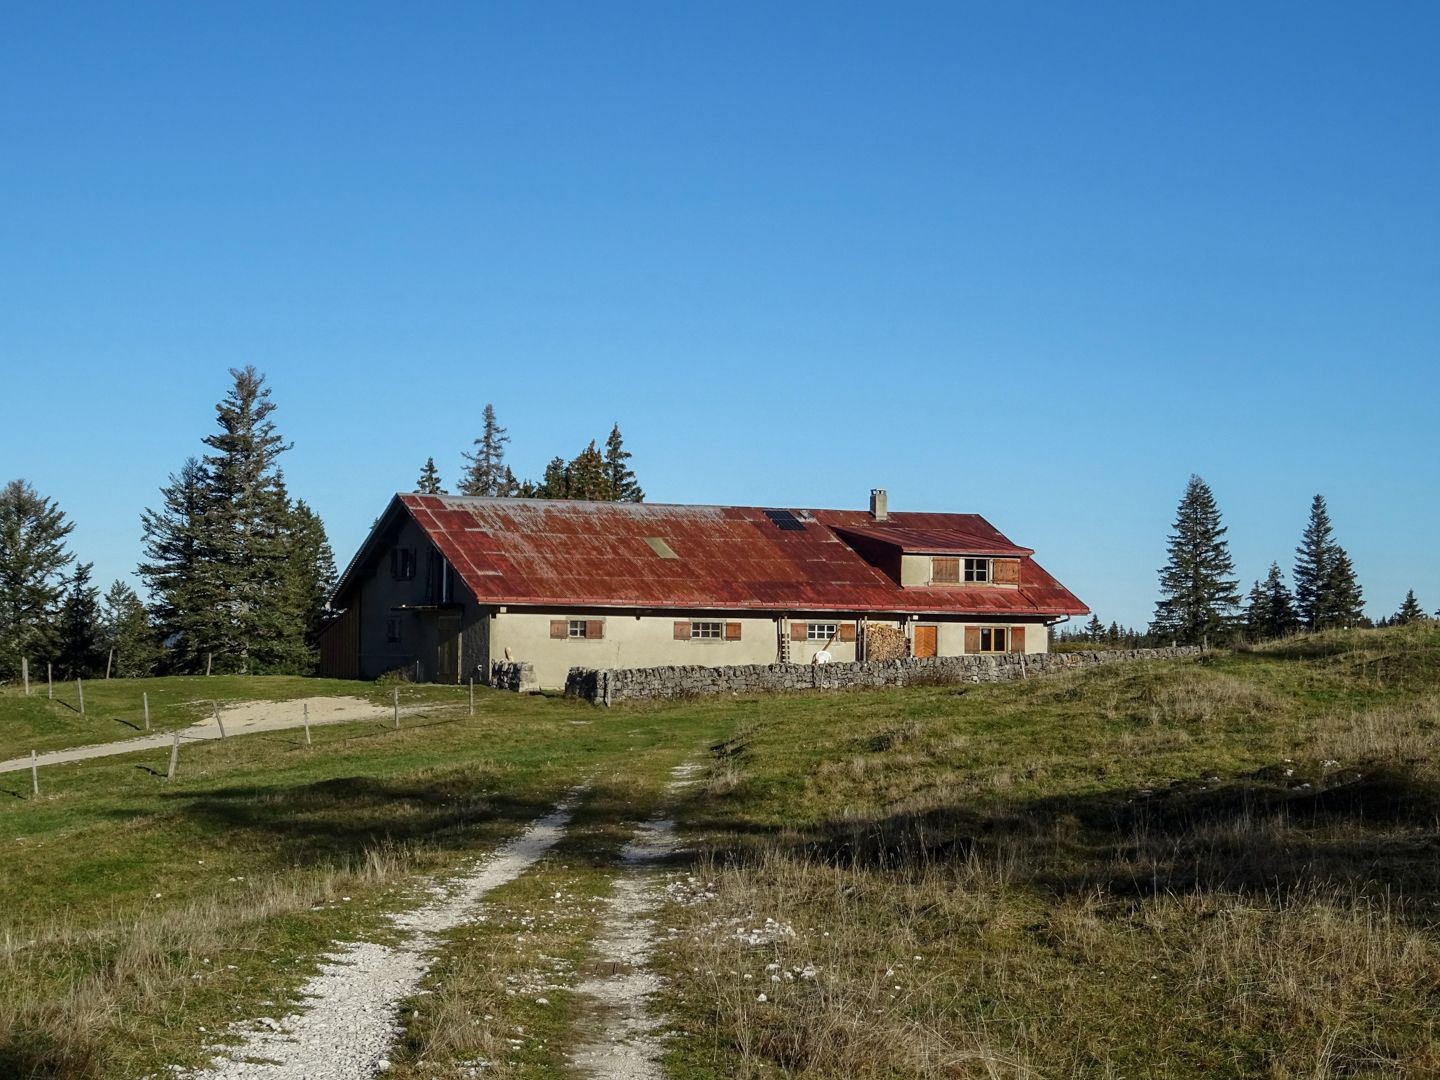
<box><xmin>979</xmin><ymin>627</ymin><xmax>1008</xmax><ymax>652</ymax></box>
<box><xmin>807</xmin><ymin>623</ymin><xmax>839</xmax><ymax>641</ymax></box>
<box><xmin>931</xmin><ymin>557</ymin><xmax>960</xmax><ymax>585</ymax></box>
<box><xmin>964</xmin><ymin>558</ymin><xmax>990</xmax><ymax>583</ymax></box>
<box><xmin>385</xmin><ymin>617</ymin><xmax>402</xmax><ymax>644</ymax></box>
<box><xmin>690</xmin><ymin>621</ymin><xmax>723</xmax><ymax>639</ymax></box>
<box><xmin>568</xmin><ymin>620</ymin><xmax>589</xmax><ymax>639</ymax></box>
<box><xmin>391</xmin><ymin>548</ymin><xmax>417</xmax><ymax>581</ymax></box>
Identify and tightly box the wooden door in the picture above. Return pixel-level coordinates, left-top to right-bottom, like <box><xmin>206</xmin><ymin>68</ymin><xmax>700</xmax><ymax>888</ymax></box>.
<box><xmin>437</xmin><ymin>612</ymin><xmax>461</xmax><ymax>684</ymax></box>
<box><xmin>913</xmin><ymin>625</ymin><xmax>937</xmax><ymax>658</ymax></box>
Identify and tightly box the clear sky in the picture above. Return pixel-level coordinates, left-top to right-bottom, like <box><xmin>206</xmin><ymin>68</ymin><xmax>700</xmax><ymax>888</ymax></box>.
<box><xmin>3</xmin><ymin>2</ymin><xmax>1437</xmax><ymax>629</ymax></box>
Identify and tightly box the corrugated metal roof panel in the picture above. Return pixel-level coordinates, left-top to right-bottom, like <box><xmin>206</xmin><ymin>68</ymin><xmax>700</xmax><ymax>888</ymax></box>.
<box><xmin>358</xmin><ymin>495</ymin><xmax>1088</xmax><ymax>617</ymax></box>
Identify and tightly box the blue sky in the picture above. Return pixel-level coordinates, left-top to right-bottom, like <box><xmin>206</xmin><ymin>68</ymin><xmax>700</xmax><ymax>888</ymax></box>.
<box><xmin>2</xmin><ymin>2</ymin><xmax>1437</xmax><ymax>628</ymax></box>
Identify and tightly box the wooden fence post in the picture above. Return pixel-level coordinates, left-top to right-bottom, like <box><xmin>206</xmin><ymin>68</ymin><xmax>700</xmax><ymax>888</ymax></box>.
<box><xmin>167</xmin><ymin>733</ymin><xmax>179</xmax><ymax>779</ymax></box>
<box><xmin>21</xmin><ymin>658</ymin><xmax>28</xmax><ymax>696</ymax></box>
<box><xmin>105</xmin><ymin>648</ymin><xmax>114</xmax><ymax>680</ymax></box>
<box><xmin>30</xmin><ymin>751</ymin><xmax>39</xmax><ymax>797</ymax></box>
<box><xmin>468</xmin><ymin>677</ymin><xmax>474</xmax><ymax>717</ymax></box>
<box><xmin>393</xmin><ymin>687</ymin><xmax>400</xmax><ymax>729</ymax></box>
<box><xmin>303</xmin><ymin>702</ymin><xmax>311</xmax><ymax>746</ymax></box>
<box><xmin>77</xmin><ymin>678</ymin><xmax>85</xmax><ymax>716</ymax></box>
<box><xmin>47</xmin><ymin>663</ymin><xmax>52</xmax><ymax>699</ymax></box>
<box><xmin>206</xmin><ymin>652</ymin><xmax>213</xmax><ymax>677</ymax></box>
<box><xmin>143</xmin><ymin>691</ymin><xmax>150</xmax><ymax>731</ymax></box>
<box><xmin>213</xmin><ymin>702</ymin><xmax>226</xmax><ymax>739</ymax></box>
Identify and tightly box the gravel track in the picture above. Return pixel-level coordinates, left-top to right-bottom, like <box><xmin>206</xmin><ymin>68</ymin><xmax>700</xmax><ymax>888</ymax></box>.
<box><xmin>182</xmin><ymin>794</ymin><xmax>580</xmax><ymax>1080</ymax></box>
<box><xmin>570</xmin><ymin>761</ymin><xmax>701</xmax><ymax>1079</ymax></box>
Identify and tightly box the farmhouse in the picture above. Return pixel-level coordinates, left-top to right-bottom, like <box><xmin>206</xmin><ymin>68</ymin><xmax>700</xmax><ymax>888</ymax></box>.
<box><xmin>318</xmin><ymin>490</ymin><xmax>1088</xmax><ymax>689</ymax></box>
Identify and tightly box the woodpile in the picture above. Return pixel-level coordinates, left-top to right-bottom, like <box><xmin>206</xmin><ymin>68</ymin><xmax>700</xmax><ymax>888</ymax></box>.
<box><xmin>863</xmin><ymin>623</ymin><xmax>909</xmax><ymax>661</ymax></box>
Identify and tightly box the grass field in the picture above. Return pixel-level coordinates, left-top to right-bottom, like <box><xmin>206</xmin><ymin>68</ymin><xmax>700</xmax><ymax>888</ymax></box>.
<box><xmin>3</xmin><ymin>626</ymin><xmax>1439</xmax><ymax>1078</ymax></box>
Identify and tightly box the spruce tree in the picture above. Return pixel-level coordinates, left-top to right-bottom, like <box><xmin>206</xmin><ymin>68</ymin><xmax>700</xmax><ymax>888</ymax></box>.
<box><xmin>1319</xmin><ymin>548</ymin><xmax>1364</xmax><ymax>628</ymax></box>
<box><xmin>603</xmin><ymin>424</ymin><xmax>644</xmax><ymax>502</ymax></box>
<box><xmin>0</xmin><ymin>479</ymin><xmax>75</xmax><ymax>679</ymax></box>
<box><xmin>414</xmin><ymin>457</ymin><xmax>446</xmax><ymax>495</ymax></box>
<box><xmin>1245</xmin><ymin>562</ymin><xmax>1298</xmax><ymax>640</ymax></box>
<box><xmin>287</xmin><ymin>500</ymin><xmax>337</xmax><ymax>669</ymax></box>
<box><xmin>459</xmin><ymin>404</ymin><xmax>510</xmax><ymax>497</ymax></box>
<box><xmin>1394</xmin><ymin>589</ymin><xmax>1426</xmax><ymax>624</ymax></box>
<box><xmin>139</xmin><ymin>457</ymin><xmax>218</xmax><ymax>673</ymax></box>
<box><xmin>1149</xmin><ymin>475</ymin><xmax>1241</xmax><ymax>645</ymax></box>
<box><xmin>56</xmin><ymin>562</ymin><xmax>103</xmax><ymax>679</ymax></box>
<box><xmin>101</xmin><ymin>580</ymin><xmax>161</xmax><ymax>678</ymax></box>
<box><xmin>1084</xmin><ymin>614</ymin><xmax>1105</xmax><ymax>641</ymax></box>
<box><xmin>536</xmin><ymin>456</ymin><xmax>570</xmax><ymax>499</ymax></box>
<box><xmin>565</xmin><ymin>441</ymin><xmax>612</xmax><ymax>500</ymax></box>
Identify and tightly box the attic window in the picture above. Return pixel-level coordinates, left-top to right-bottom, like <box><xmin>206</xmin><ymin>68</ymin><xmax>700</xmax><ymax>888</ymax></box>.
<box><xmin>643</xmin><ymin>537</ymin><xmax>679</xmax><ymax>559</ymax></box>
<box><xmin>764</xmin><ymin>510</ymin><xmax>806</xmax><ymax>531</ymax></box>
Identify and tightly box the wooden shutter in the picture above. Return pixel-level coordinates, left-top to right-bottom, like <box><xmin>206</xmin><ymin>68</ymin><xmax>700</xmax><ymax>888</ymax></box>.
<box><xmin>586</xmin><ymin>620</ymin><xmax>605</xmax><ymax>640</ymax></box>
<box><xmin>838</xmin><ymin>622</ymin><xmax>856</xmax><ymax>642</ymax></box>
<box><xmin>1010</xmin><ymin>626</ymin><xmax>1025</xmax><ymax>653</ymax></box>
<box><xmin>673</xmin><ymin>621</ymin><xmax>690</xmax><ymax>640</ymax></box>
<box><xmin>964</xmin><ymin>626</ymin><xmax>981</xmax><ymax>653</ymax></box>
<box><xmin>790</xmin><ymin>621</ymin><xmax>807</xmax><ymax>640</ymax></box>
<box><xmin>993</xmin><ymin>559</ymin><xmax>1021</xmax><ymax>585</ymax></box>
<box><xmin>550</xmin><ymin>620</ymin><xmax>568</xmax><ymax>639</ymax></box>
<box><xmin>932</xmin><ymin>557</ymin><xmax>960</xmax><ymax>584</ymax></box>
<box><xmin>724</xmin><ymin>622</ymin><xmax>742</xmax><ymax>641</ymax></box>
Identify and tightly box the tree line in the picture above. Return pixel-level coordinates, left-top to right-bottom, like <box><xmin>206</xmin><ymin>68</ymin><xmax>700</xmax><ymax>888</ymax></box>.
<box><xmin>1149</xmin><ymin>475</ymin><xmax>1428</xmax><ymax>646</ymax></box>
<box><xmin>412</xmin><ymin>404</ymin><xmax>644</xmax><ymax>503</ymax></box>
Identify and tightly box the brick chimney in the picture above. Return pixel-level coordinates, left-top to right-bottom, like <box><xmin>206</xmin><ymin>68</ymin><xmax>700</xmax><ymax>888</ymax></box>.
<box><xmin>870</xmin><ymin>489</ymin><xmax>888</xmax><ymax>521</ymax></box>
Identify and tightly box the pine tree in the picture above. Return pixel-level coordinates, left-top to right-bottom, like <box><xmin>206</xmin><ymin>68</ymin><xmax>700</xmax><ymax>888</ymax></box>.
<box><xmin>1245</xmin><ymin>562</ymin><xmax>1298</xmax><ymax>640</ymax></box>
<box><xmin>458</xmin><ymin>405</ymin><xmax>510</xmax><ymax>497</ymax></box>
<box><xmin>287</xmin><ymin>500</ymin><xmax>337</xmax><ymax>669</ymax></box>
<box><xmin>55</xmin><ymin>562</ymin><xmax>103</xmax><ymax>679</ymax></box>
<box><xmin>1394</xmin><ymin>589</ymin><xmax>1426</xmax><ymax>624</ymax></box>
<box><xmin>603</xmin><ymin>424</ymin><xmax>644</xmax><ymax>502</ymax></box>
<box><xmin>1149</xmin><ymin>475</ymin><xmax>1241</xmax><ymax>645</ymax></box>
<box><xmin>1319</xmin><ymin>548</ymin><xmax>1364</xmax><ymax>628</ymax></box>
<box><xmin>1084</xmin><ymin>614</ymin><xmax>1105</xmax><ymax>641</ymax></box>
<box><xmin>100</xmin><ymin>580</ymin><xmax>161</xmax><ymax>678</ymax></box>
<box><xmin>139</xmin><ymin>457</ymin><xmax>218</xmax><ymax>673</ymax></box>
<box><xmin>414</xmin><ymin>457</ymin><xmax>446</xmax><ymax>495</ymax></box>
<box><xmin>0</xmin><ymin>479</ymin><xmax>75</xmax><ymax>679</ymax></box>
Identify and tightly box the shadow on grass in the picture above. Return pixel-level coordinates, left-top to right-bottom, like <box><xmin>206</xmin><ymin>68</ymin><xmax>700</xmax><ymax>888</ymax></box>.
<box><xmin>694</xmin><ymin>761</ymin><xmax>1440</xmax><ymax>913</ymax></box>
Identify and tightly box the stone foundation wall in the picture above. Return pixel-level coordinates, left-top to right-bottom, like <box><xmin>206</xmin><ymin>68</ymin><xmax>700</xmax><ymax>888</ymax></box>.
<box><xmin>490</xmin><ymin>659</ymin><xmax>538</xmax><ymax>693</ymax></box>
<box><xmin>564</xmin><ymin>647</ymin><xmax>1203</xmax><ymax>705</ymax></box>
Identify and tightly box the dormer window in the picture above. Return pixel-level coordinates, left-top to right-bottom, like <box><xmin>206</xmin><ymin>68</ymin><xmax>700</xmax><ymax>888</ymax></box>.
<box><xmin>930</xmin><ymin>556</ymin><xmax>991</xmax><ymax>585</ymax></box>
<box><xmin>964</xmin><ymin>558</ymin><xmax>990</xmax><ymax>583</ymax></box>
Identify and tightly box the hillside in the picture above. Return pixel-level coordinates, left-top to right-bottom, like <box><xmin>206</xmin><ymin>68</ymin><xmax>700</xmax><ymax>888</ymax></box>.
<box><xmin>2</xmin><ymin>626</ymin><xmax>1437</xmax><ymax>1078</ymax></box>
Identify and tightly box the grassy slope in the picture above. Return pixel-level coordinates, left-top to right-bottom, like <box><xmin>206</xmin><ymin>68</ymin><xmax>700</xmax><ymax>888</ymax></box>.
<box><xmin>0</xmin><ymin>675</ymin><xmax>468</xmax><ymax>760</ymax></box>
<box><xmin>4</xmin><ymin>629</ymin><xmax>1439</xmax><ymax>1078</ymax></box>
<box><xmin>658</xmin><ymin>625</ymin><xmax>1440</xmax><ymax>1079</ymax></box>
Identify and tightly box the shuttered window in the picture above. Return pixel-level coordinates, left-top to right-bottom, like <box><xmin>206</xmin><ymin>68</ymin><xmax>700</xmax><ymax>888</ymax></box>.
<box><xmin>691</xmin><ymin>621</ymin><xmax>723</xmax><ymax>639</ymax></box>
<box><xmin>964</xmin><ymin>558</ymin><xmax>990</xmax><ymax>582</ymax></box>
<box><xmin>807</xmin><ymin>623</ymin><xmax>839</xmax><ymax>641</ymax></box>
<box><xmin>554</xmin><ymin>619</ymin><xmax>605</xmax><ymax>640</ymax></box>
<box><xmin>978</xmin><ymin>627</ymin><xmax>1008</xmax><ymax>652</ymax></box>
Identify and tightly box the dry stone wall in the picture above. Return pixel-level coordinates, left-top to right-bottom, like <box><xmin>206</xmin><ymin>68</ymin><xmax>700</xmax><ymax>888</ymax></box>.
<box><xmin>564</xmin><ymin>647</ymin><xmax>1202</xmax><ymax>705</ymax></box>
<box><xmin>490</xmin><ymin>659</ymin><xmax>538</xmax><ymax>693</ymax></box>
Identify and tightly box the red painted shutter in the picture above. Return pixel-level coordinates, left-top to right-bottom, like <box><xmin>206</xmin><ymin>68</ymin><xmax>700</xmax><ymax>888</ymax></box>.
<box><xmin>550</xmin><ymin>620</ymin><xmax>567</xmax><ymax>639</ymax></box>
<box><xmin>1010</xmin><ymin>626</ymin><xmax>1025</xmax><ymax>653</ymax></box>
<box><xmin>674</xmin><ymin>621</ymin><xmax>690</xmax><ymax>640</ymax></box>
<box><xmin>724</xmin><ymin>622</ymin><xmax>742</xmax><ymax>641</ymax></box>
<box><xmin>790</xmin><ymin>621</ymin><xmax>807</xmax><ymax>640</ymax></box>
<box><xmin>587</xmin><ymin>620</ymin><xmax>605</xmax><ymax>640</ymax></box>
<box><xmin>964</xmin><ymin>626</ymin><xmax>981</xmax><ymax>653</ymax></box>
<box><xmin>838</xmin><ymin>623</ymin><xmax>856</xmax><ymax>642</ymax></box>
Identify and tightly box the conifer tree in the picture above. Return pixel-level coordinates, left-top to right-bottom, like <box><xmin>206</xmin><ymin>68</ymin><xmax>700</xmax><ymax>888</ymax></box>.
<box><xmin>564</xmin><ymin>441</ymin><xmax>612</xmax><ymax>500</ymax></box>
<box><xmin>139</xmin><ymin>457</ymin><xmax>218</xmax><ymax>673</ymax></box>
<box><xmin>0</xmin><ymin>479</ymin><xmax>75</xmax><ymax>679</ymax></box>
<box><xmin>287</xmin><ymin>500</ymin><xmax>337</xmax><ymax>668</ymax></box>
<box><xmin>1245</xmin><ymin>562</ymin><xmax>1298</xmax><ymax>640</ymax></box>
<box><xmin>56</xmin><ymin>562</ymin><xmax>103</xmax><ymax>679</ymax></box>
<box><xmin>1106</xmin><ymin>621</ymin><xmax>1121</xmax><ymax>644</ymax></box>
<box><xmin>1293</xmin><ymin>495</ymin><xmax>1364</xmax><ymax>630</ymax></box>
<box><xmin>101</xmin><ymin>580</ymin><xmax>161</xmax><ymax>678</ymax></box>
<box><xmin>1084</xmin><ymin>614</ymin><xmax>1105</xmax><ymax>641</ymax></box>
<box><xmin>1394</xmin><ymin>589</ymin><xmax>1426</xmax><ymax>624</ymax></box>
<box><xmin>603</xmin><ymin>424</ymin><xmax>644</xmax><ymax>502</ymax></box>
<box><xmin>536</xmin><ymin>456</ymin><xmax>570</xmax><ymax>499</ymax></box>
<box><xmin>1149</xmin><ymin>475</ymin><xmax>1241</xmax><ymax>645</ymax></box>
<box><xmin>414</xmin><ymin>457</ymin><xmax>446</xmax><ymax>495</ymax></box>
<box><xmin>459</xmin><ymin>405</ymin><xmax>510</xmax><ymax>497</ymax></box>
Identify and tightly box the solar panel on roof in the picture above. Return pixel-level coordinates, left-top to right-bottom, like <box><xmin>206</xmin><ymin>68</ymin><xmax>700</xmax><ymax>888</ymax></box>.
<box><xmin>764</xmin><ymin>510</ymin><xmax>806</xmax><ymax>531</ymax></box>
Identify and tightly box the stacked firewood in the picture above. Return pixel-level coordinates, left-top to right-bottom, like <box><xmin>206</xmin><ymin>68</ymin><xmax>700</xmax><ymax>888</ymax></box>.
<box><xmin>863</xmin><ymin>623</ymin><xmax>909</xmax><ymax>661</ymax></box>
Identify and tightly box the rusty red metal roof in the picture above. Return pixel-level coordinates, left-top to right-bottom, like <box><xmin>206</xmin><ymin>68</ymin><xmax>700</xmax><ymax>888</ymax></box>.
<box><xmin>337</xmin><ymin>494</ymin><xmax>1088</xmax><ymax>617</ymax></box>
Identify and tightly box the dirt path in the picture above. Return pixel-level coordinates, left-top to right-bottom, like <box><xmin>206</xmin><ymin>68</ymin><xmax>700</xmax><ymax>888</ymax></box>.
<box><xmin>570</xmin><ymin>761</ymin><xmax>701</xmax><ymax>1079</ymax></box>
<box><xmin>183</xmin><ymin>794</ymin><xmax>580</xmax><ymax>1080</ymax></box>
<box><xmin>0</xmin><ymin>696</ymin><xmax>424</xmax><ymax>774</ymax></box>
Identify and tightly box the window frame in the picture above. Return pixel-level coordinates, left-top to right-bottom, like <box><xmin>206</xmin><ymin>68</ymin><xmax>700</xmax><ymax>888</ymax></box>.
<box><xmin>385</xmin><ymin>616</ymin><xmax>403</xmax><ymax>644</ymax></box>
<box><xmin>963</xmin><ymin>557</ymin><xmax>991</xmax><ymax>583</ymax></box>
<box><xmin>806</xmin><ymin>622</ymin><xmax>839</xmax><ymax>642</ymax></box>
<box><xmin>690</xmin><ymin>620</ymin><xmax>724</xmax><ymax>640</ymax></box>
<box><xmin>567</xmin><ymin>619</ymin><xmax>589</xmax><ymax>639</ymax></box>
<box><xmin>978</xmin><ymin>627</ymin><xmax>1008</xmax><ymax>652</ymax></box>
<box><xmin>391</xmin><ymin>547</ymin><xmax>417</xmax><ymax>581</ymax></box>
